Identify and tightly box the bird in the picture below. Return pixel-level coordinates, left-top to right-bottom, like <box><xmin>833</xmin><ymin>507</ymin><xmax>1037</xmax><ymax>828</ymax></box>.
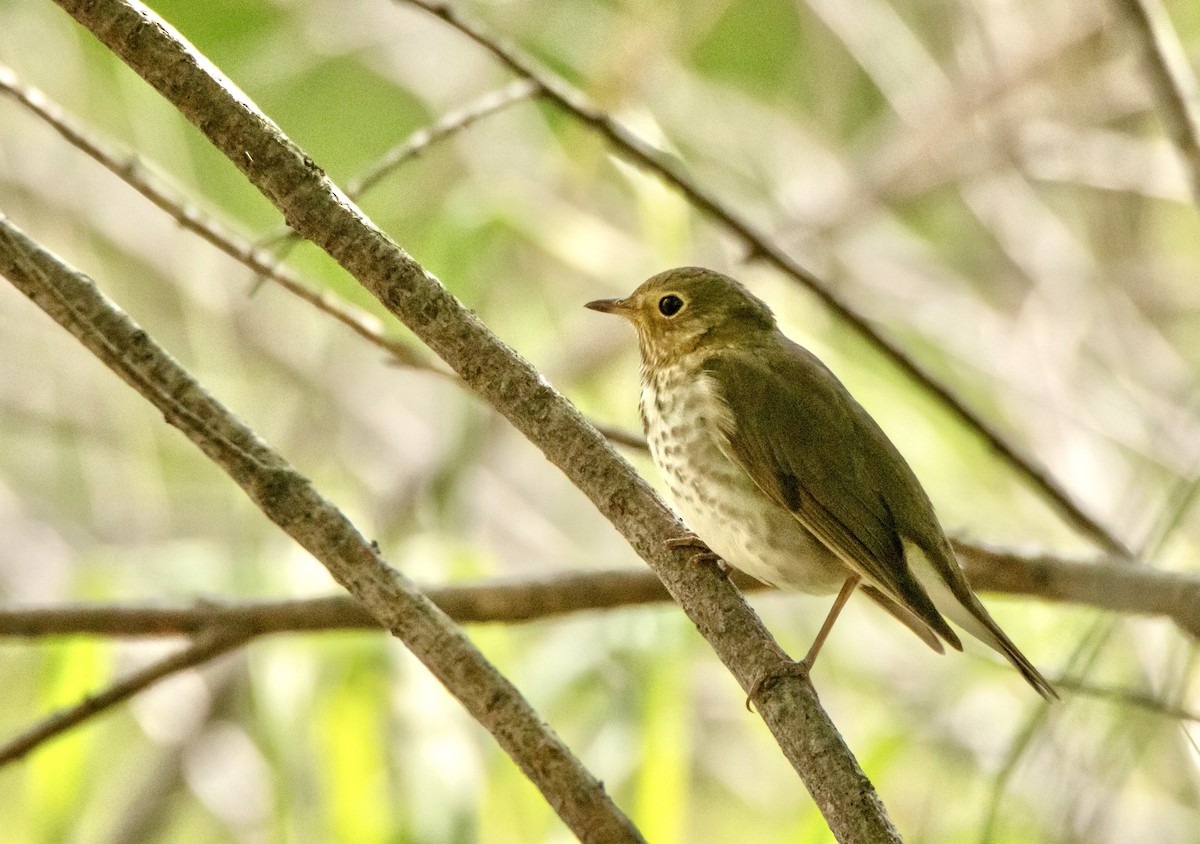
<box><xmin>586</xmin><ymin>266</ymin><xmax>1056</xmax><ymax>700</ymax></box>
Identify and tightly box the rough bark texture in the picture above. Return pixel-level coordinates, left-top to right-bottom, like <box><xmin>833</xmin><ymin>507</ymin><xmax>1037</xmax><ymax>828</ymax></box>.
<box><xmin>0</xmin><ymin>216</ymin><xmax>645</xmax><ymax>844</ymax></box>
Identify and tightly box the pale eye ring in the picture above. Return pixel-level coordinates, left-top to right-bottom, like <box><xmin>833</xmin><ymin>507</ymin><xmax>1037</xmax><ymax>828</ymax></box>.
<box><xmin>658</xmin><ymin>294</ymin><xmax>684</xmax><ymax>317</ymax></box>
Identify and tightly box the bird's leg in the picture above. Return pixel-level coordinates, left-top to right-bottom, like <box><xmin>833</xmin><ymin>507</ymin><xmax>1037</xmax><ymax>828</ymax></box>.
<box><xmin>664</xmin><ymin>531</ymin><xmax>730</xmax><ymax>576</ymax></box>
<box><xmin>744</xmin><ymin>574</ymin><xmax>862</xmax><ymax>711</ymax></box>
<box><xmin>800</xmin><ymin>573</ymin><xmax>861</xmax><ymax>670</ymax></box>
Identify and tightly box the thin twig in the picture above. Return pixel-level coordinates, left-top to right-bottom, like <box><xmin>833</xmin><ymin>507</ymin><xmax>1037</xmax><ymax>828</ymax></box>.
<box><xmin>1056</xmin><ymin>677</ymin><xmax>1200</xmax><ymax>724</ymax></box>
<box><xmin>6</xmin><ymin>545</ymin><xmax>1193</xmax><ymax>774</ymax></box>
<box><xmin>260</xmin><ymin>78</ymin><xmax>543</xmax><ymax>254</ymax></box>
<box><xmin>0</xmin><ymin>628</ymin><xmax>248</xmax><ymax>766</ymax></box>
<box><xmin>347</xmin><ymin>78</ymin><xmax>543</xmax><ymax>198</ymax></box>
<box><xmin>2</xmin><ymin>622</ymin><xmax>1185</xmax><ymax>788</ymax></box>
<box><xmin>401</xmin><ymin>0</ymin><xmax>1129</xmax><ymax>559</ymax></box>
<box><xmin>0</xmin><ymin>63</ymin><xmax>646</xmax><ymax>451</ymax></box>
<box><xmin>1114</xmin><ymin>0</ymin><xmax>1200</xmax><ymax>205</ymax></box>
<box><xmin>0</xmin><ymin>63</ymin><xmax>439</xmax><ymax>375</ymax></box>
<box><xmin>0</xmin><ymin>574</ymin><xmax>686</xmax><ymax>637</ymax></box>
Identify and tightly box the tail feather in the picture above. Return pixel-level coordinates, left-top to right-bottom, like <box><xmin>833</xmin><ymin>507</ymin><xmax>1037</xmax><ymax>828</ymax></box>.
<box><xmin>903</xmin><ymin>540</ymin><xmax>1058</xmax><ymax>700</ymax></box>
<box><xmin>958</xmin><ymin>595</ymin><xmax>1058</xmax><ymax>700</ymax></box>
<box><xmin>860</xmin><ymin>585</ymin><xmax>954</xmax><ymax>655</ymax></box>
<box><xmin>994</xmin><ymin>626</ymin><xmax>1058</xmax><ymax>700</ymax></box>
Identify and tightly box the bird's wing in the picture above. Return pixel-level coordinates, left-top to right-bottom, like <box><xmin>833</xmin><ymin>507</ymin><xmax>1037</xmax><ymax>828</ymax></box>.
<box><xmin>702</xmin><ymin>342</ymin><xmax>960</xmax><ymax>647</ymax></box>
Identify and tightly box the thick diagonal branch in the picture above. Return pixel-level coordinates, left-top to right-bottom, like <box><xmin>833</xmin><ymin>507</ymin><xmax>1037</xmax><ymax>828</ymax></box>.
<box><xmin>48</xmin><ymin>2</ymin><xmax>900</xmax><ymax>840</ymax></box>
<box><xmin>0</xmin><ymin>216</ymin><xmax>643</xmax><ymax>844</ymax></box>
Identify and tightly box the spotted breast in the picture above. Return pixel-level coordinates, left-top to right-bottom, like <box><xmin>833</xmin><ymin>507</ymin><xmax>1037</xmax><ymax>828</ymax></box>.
<box><xmin>640</xmin><ymin>356</ymin><xmax>847</xmax><ymax>595</ymax></box>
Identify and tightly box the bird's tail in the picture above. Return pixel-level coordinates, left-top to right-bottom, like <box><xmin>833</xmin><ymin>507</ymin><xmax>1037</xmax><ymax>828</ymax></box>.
<box><xmin>950</xmin><ymin>594</ymin><xmax>1058</xmax><ymax>700</ymax></box>
<box><xmin>905</xmin><ymin>540</ymin><xmax>1058</xmax><ymax>700</ymax></box>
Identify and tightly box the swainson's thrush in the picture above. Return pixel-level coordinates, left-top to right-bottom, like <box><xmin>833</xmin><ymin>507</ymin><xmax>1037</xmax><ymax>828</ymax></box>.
<box><xmin>587</xmin><ymin>266</ymin><xmax>1055</xmax><ymax>699</ymax></box>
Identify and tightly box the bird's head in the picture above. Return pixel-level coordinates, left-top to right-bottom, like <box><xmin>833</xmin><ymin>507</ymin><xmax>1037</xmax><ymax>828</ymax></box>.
<box><xmin>585</xmin><ymin>267</ymin><xmax>776</xmax><ymax>368</ymax></box>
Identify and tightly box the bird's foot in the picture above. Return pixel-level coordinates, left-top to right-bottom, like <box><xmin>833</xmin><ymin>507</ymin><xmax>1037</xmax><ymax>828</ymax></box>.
<box><xmin>664</xmin><ymin>532</ymin><xmax>730</xmax><ymax>576</ymax></box>
<box><xmin>744</xmin><ymin>658</ymin><xmax>813</xmax><ymax>713</ymax></box>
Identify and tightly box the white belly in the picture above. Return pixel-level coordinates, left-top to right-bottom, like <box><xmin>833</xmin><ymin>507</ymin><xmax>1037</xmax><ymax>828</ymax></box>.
<box><xmin>641</xmin><ymin>364</ymin><xmax>845</xmax><ymax>595</ymax></box>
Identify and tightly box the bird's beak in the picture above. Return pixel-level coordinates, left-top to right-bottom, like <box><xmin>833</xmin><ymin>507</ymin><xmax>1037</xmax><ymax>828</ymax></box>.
<box><xmin>585</xmin><ymin>297</ymin><xmax>634</xmax><ymax>317</ymax></box>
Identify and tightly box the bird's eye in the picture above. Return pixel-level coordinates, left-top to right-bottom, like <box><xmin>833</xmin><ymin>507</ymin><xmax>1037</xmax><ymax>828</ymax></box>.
<box><xmin>658</xmin><ymin>294</ymin><xmax>685</xmax><ymax>317</ymax></box>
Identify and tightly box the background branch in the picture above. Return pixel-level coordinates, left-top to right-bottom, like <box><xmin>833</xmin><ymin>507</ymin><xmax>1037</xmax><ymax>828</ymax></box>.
<box><xmin>401</xmin><ymin>0</ymin><xmax>1128</xmax><ymax>558</ymax></box>
<box><xmin>261</xmin><ymin>78</ymin><xmax>544</xmax><ymax>254</ymax></box>
<box><xmin>5</xmin><ymin>545</ymin><xmax>1194</xmax><ymax>774</ymax></box>
<box><xmin>0</xmin><ymin>62</ymin><xmax>439</xmax><ymax>374</ymax></box>
<box><xmin>1113</xmin><ymin>0</ymin><xmax>1200</xmax><ymax>205</ymax></box>
<box><xmin>346</xmin><ymin>78</ymin><xmax>544</xmax><ymax>199</ymax></box>
<box><xmin>0</xmin><ymin>629</ymin><xmax>247</xmax><ymax>766</ymax></box>
<box><xmin>0</xmin><ymin>62</ymin><xmax>647</xmax><ymax>451</ymax></box>
<box><xmin>1</xmin><ymin>545</ymin><xmax>1197</xmax><ymax>639</ymax></box>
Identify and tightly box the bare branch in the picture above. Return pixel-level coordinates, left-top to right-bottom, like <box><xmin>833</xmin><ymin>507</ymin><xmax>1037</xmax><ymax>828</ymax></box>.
<box><xmin>45</xmin><ymin>2</ymin><xmax>902</xmax><ymax>839</ymax></box>
<box><xmin>0</xmin><ymin>62</ymin><xmax>437</xmax><ymax>375</ymax></box>
<box><xmin>0</xmin><ymin>63</ymin><xmax>648</xmax><ymax>452</ymax></box>
<box><xmin>0</xmin><ymin>629</ymin><xmax>247</xmax><ymax>766</ymax></box>
<box><xmin>1055</xmin><ymin>677</ymin><xmax>1200</xmax><ymax>724</ymax></box>
<box><xmin>260</xmin><ymin>79</ymin><xmax>543</xmax><ymax>254</ymax></box>
<box><xmin>400</xmin><ymin>0</ymin><xmax>1129</xmax><ymax>559</ymax></box>
<box><xmin>0</xmin><ymin>215</ymin><xmax>643</xmax><ymax>843</ymax></box>
<box><xmin>6</xmin><ymin>544</ymin><xmax>1193</xmax><ymax>773</ymax></box>
<box><xmin>951</xmin><ymin>541</ymin><xmax>1200</xmax><ymax>637</ymax></box>
<box><xmin>346</xmin><ymin>78</ymin><xmax>543</xmax><ymax>199</ymax></box>
<box><xmin>2</xmin><ymin>544</ymin><xmax>1197</xmax><ymax>640</ymax></box>
<box><xmin>1113</xmin><ymin>0</ymin><xmax>1200</xmax><ymax>205</ymax></box>
<box><xmin>0</xmin><ymin>573</ymin><xmax>686</xmax><ymax>638</ymax></box>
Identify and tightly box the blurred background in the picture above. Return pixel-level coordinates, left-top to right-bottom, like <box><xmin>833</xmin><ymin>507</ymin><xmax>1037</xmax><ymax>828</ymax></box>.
<box><xmin>2</xmin><ymin>0</ymin><xmax>1199</xmax><ymax>841</ymax></box>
